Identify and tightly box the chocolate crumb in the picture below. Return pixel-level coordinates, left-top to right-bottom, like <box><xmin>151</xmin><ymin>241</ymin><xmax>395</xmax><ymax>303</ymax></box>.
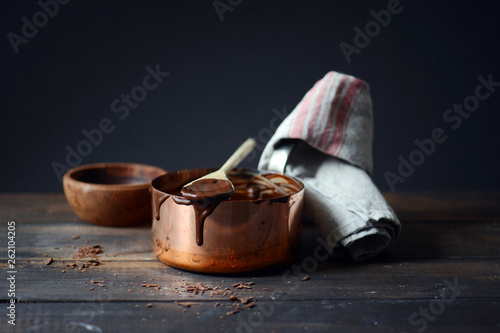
<box><xmin>245</xmin><ymin>301</ymin><xmax>256</xmax><ymax>308</ymax></box>
<box><xmin>142</xmin><ymin>282</ymin><xmax>161</xmax><ymax>290</ymax></box>
<box><xmin>226</xmin><ymin>309</ymin><xmax>241</xmax><ymax>316</ymax></box>
<box><xmin>175</xmin><ymin>301</ymin><xmax>199</xmax><ymax>308</ymax></box>
<box><xmin>239</xmin><ymin>297</ymin><xmax>253</xmax><ymax>304</ymax></box>
<box><xmin>147</xmin><ymin>303</ymin><xmax>153</xmax><ymax>308</ymax></box>
<box><xmin>44</xmin><ymin>258</ymin><xmax>53</xmax><ymax>265</ymax></box>
<box><xmin>75</xmin><ymin>245</ymin><xmax>103</xmax><ymax>259</ymax></box>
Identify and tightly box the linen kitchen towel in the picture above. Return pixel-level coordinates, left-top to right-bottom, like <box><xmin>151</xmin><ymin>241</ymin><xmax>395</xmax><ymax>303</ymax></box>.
<box><xmin>259</xmin><ymin>71</ymin><xmax>401</xmax><ymax>260</ymax></box>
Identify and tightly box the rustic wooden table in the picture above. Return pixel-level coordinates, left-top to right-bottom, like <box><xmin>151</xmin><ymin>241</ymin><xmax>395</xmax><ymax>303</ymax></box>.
<box><xmin>1</xmin><ymin>192</ymin><xmax>499</xmax><ymax>333</ymax></box>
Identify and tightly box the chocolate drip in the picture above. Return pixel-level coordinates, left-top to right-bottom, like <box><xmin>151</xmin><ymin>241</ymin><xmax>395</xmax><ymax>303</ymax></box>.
<box><xmin>176</xmin><ymin>178</ymin><xmax>234</xmax><ymax>246</ymax></box>
<box><xmin>172</xmin><ymin>195</ymin><xmax>224</xmax><ymax>246</ymax></box>
<box><xmin>152</xmin><ymin>191</ymin><xmax>169</xmax><ymax>221</ymax></box>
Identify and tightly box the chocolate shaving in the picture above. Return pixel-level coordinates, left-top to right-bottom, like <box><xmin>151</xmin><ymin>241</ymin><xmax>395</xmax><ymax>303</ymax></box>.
<box><xmin>228</xmin><ymin>295</ymin><xmax>253</xmax><ymax>304</ymax></box>
<box><xmin>184</xmin><ymin>282</ymin><xmax>212</xmax><ymax>295</ymax></box>
<box><xmin>239</xmin><ymin>297</ymin><xmax>253</xmax><ymax>304</ymax></box>
<box><xmin>245</xmin><ymin>301</ymin><xmax>256</xmax><ymax>309</ymax></box>
<box><xmin>142</xmin><ymin>282</ymin><xmax>161</xmax><ymax>290</ymax></box>
<box><xmin>75</xmin><ymin>245</ymin><xmax>103</xmax><ymax>259</ymax></box>
<box><xmin>175</xmin><ymin>301</ymin><xmax>199</xmax><ymax>308</ymax></box>
<box><xmin>226</xmin><ymin>308</ymin><xmax>242</xmax><ymax>316</ymax></box>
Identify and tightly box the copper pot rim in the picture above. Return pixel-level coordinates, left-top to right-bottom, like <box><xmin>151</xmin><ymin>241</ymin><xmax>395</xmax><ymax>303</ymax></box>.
<box><xmin>150</xmin><ymin>168</ymin><xmax>305</xmax><ymax>202</ymax></box>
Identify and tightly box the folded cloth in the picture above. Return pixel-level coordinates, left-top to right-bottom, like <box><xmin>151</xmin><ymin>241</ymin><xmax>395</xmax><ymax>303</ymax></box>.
<box><xmin>258</xmin><ymin>71</ymin><xmax>401</xmax><ymax>260</ymax></box>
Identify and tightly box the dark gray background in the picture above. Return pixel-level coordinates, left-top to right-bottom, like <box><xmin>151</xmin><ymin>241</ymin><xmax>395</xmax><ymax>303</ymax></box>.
<box><xmin>1</xmin><ymin>0</ymin><xmax>499</xmax><ymax>192</ymax></box>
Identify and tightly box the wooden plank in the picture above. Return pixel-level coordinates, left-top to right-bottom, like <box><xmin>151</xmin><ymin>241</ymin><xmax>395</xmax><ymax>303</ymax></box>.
<box><xmin>5</xmin><ymin>300</ymin><xmax>500</xmax><ymax>333</ymax></box>
<box><xmin>3</xmin><ymin>259</ymin><xmax>498</xmax><ymax>302</ymax></box>
<box><xmin>0</xmin><ymin>193</ymin><xmax>145</xmax><ymax>223</ymax></box>
<box><xmin>382</xmin><ymin>220</ymin><xmax>500</xmax><ymax>259</ymax></box>
<box><xmin>0</xmin><ymin>193</ymin><xmax>78</xmax><ymax>223</ymax></box>
<box><xmin>2</xmin><ymin>191</ymin><xmax>500</xmax><ymax>223</ymax></box>
<box><xmin>6</xmin><ymin>219</ymin><xmax>500</xmax><ymax>262</ymax></box>
<box><xmin>9</xmin><ymin>221</ymin><xmax>155</xmax><ymax>261</ymax></box>
<box><xmin>383</xmin><ymin>191</ymin><xmax>500</xmax><ymax>222</ymax></box>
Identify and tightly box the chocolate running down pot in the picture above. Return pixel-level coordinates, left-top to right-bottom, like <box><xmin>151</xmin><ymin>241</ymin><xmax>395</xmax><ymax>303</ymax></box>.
<box><xmin>150</xmin><ymin>168</ymin><xmax>305</xmax><ymax>273</ymax></box>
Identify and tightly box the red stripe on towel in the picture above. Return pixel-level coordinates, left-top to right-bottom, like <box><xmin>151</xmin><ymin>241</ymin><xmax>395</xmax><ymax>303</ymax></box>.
<box><xmin>302</xmin><ymin>72</ymin><xmax>336</xmax><ymax>140</ymax></box>
<box><xmin>334</xmin><ymin>83</ymin><xmax>365</xmax><ymax>156</ymax></box>
<box><xmin>288</xmin><ymin>72</ymin><xmax>335</xmax><ymax>139</ymax></box>
<box><xmin>316</xmin><ymin>75</ymin><xmax>351</xmax><ymax>151</ymax></box>
<box><xmin>326</xmin><ymin>79</ymin><xmax>364</xmax><ymax>155</ymax></box>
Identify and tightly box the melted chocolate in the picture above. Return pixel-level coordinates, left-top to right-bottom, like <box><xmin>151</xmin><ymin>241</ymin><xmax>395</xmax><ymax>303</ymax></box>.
<box><xmin>172</xmin><ymin>195</ymin><xmax>224</xmax><ymax>246</ymax></box>
<box><xmin>181</xmin><ymin>178</ymin><xmax>234</xmax><ymax>200</ymax></box>
<box><xmin>178</xmin><ymin>178</ymin><xmax>234</xmax><ymax>246</ymax></box>
<box><xmin>152</xmin><ymin>191</ymin><xmax>169</xmax><ymax>221</ymax></box>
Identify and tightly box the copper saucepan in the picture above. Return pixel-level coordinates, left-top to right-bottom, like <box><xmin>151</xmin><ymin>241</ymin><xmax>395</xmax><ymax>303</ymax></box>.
<box><xmin>150</xmin><ymin>168</ymin><xmax>304</xmax><ymax>273</ymax></box>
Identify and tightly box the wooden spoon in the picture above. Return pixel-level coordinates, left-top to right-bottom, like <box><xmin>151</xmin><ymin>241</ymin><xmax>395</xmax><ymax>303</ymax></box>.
<box><xmin>181</xmin><ymin>138</ymin><xmax>256</xmax><ymax>200</ymax></box>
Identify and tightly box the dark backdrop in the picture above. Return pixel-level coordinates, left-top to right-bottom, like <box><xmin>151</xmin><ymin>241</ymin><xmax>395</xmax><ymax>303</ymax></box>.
<box><xmin>1</xmin><ymin>0</ymin><xmax>499</xmax><ymax>192</ymax></box>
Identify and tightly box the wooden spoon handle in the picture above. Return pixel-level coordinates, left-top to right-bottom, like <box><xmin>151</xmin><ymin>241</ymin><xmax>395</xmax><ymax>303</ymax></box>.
<box><xmin>219</xmin><ymin>138</ymin><xmax>256</xmax><ymax>173</ymax></box>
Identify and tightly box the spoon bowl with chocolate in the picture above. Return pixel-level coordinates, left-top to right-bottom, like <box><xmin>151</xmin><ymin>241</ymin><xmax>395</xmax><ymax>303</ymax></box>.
<box><xmin>151</xmin><ymin>168</ymin><xmax>305</xmax><ymax>274</ymax></box>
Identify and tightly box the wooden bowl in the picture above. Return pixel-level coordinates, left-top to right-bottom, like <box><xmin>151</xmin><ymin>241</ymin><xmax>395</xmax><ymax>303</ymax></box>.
<box><xmin>63</xmin><ymin>163</ymin><xmax>166</xmax><ymax>227</ymax></box>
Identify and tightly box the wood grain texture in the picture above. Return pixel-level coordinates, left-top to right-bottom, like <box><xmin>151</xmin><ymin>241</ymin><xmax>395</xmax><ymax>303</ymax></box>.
<box><xmin>3</xmin><ymin>191</ymin><xmax>500</xmax><ymax>222</ymax></box>
<box><xmin>3</xmin><ymin>300</ymin><xmax>499</xmax><ymax>333</ymax></box>
<box><xmin>1</xmin><ymin>192</ymin><xmax>500</xmax><ymax>333</ymax></box>
<box><xmin>3</xmin><ymin>259</ymin><xmax>499</xmax><ymax>302</ymax></box>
